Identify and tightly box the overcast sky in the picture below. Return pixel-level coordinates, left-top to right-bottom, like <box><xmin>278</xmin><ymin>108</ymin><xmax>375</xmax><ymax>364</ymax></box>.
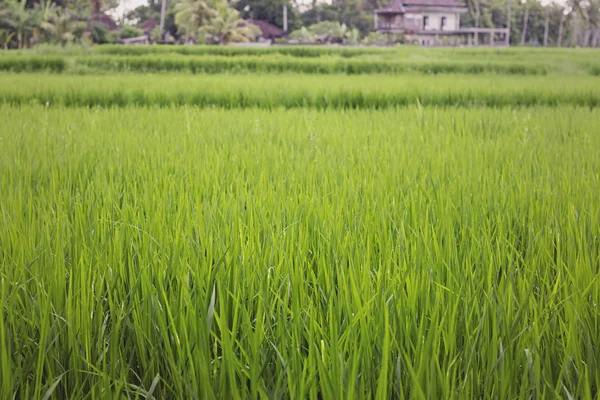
<box><xmin>113</xmin><ymin>0</ymin><xmax>145</xmax><ymax>18</ymax></box>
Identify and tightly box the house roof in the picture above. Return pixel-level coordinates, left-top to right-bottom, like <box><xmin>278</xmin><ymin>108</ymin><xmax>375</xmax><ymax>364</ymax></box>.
<box><xmin>140</xmin><ymin>18</ymin><xmax>158</xmax><ymax>33</ymax></box>
<box><xmin>89</xmin><ymin>13</ymin><xmax>119</xmax><ymax>30</ymax></box>
<box><xmin>245</xmin><ymin>19</ymin><xmax>285</xmax><ymax>39</ymax></box>
<box><xmin>376</xmin><ymin>0</ymin><xmax>406</xmax><ymax>14</ymax></box>
<box><xmin>376</xmin><ymin>0</ymin><xmax>465</xmax><ymax>13</ymax></box>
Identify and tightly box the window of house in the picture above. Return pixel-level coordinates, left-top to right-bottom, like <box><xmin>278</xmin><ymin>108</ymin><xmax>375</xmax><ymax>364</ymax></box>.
<box><xmin>423</xmin><ymin>16</ymin><xmax>429</xmax><ymax>30</ymax></box>
<box><xmin>441</xmin><ymin>16</ymin><xmax>447</xmax><ymax>30</ymax></box>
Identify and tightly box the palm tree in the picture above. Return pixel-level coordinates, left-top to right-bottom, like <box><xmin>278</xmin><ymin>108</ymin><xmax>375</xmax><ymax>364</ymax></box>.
<box><xmin>34</xmin><ymin>0</ymin><xmax>59</xmax><ymax>44</ymax></box>
<box><xmin>198</xmin><ymin>2</ymin><xmax>256</xmax><ymax>44</ymax></box>
<box><xmin>0</xmin><ymin>0</ymin><xmax>38</xmax><ymax>48</ymax></box>
<box><xmin>174</xmin><ymin>0</ymin><xmax>217</xmax><ymax>40</ymax></box>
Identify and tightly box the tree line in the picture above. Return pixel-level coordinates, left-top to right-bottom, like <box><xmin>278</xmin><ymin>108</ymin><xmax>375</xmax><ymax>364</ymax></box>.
<box><xmin>1</xmin><ymin>0</ymin><xmax>599</xmax><ymax>47</ymax></box>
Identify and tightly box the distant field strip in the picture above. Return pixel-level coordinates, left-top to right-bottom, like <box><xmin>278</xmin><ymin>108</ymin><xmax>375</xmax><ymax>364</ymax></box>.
<box><xmin>0</xmin><ymin>54</ymin><xmax>557</xmax><ymax>75</ymax></box>
<box><xmin>1</xmin><ymin>73</ymin><xmax>599</xmax><ymax>108</ymax></box>
<box><xmin>1</xmin><ymin>106</ymin><xmax>599</xmax><ymax>398</ymax></box>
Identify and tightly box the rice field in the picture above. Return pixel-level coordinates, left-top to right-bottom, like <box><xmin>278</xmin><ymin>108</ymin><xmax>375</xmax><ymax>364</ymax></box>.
<box><xmin>2</xmin><ymin>46</ymin><xmax>600</xmax><ymax>75</ymax></box>
<box><xmin>1</xmin><ymin>73</ymin><xmax>600</xmax><ymax>109</ymax></box>
<box><xmin>1</xmin><ymin>47</ymin><xmax>599</xmax><ymax>399</ymax></box>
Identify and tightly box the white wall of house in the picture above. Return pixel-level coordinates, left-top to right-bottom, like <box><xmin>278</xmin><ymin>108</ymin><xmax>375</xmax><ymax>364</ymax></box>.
<box><xmin>407</xmin><ymin>12</ymin><xmax>459</xmax><ymax>31</ymax></box>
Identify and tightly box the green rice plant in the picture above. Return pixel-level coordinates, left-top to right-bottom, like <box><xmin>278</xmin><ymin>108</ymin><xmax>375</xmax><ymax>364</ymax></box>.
<box><xmin>0</xmin><ymin>105</ymin><xmax>599</xmax><ymax>399</ymax></box>
<box><xmin>6</xmin><ymin>45</ymin><xmax>600</xmax><ymax>75</ymax></box>
<box><xmin>0</xmin><ymin>54</ymin><xmax>552</xmax><ymax>75</ymax></box>
<box><xmin>1</xmin><ymin>73</ymin><xmax>598</xmax><ymax>109</ymax></box>
<box><xmin>0</xmin><ymin>56</ymin><xmax>66</xmax><ymax>73</ymax></box>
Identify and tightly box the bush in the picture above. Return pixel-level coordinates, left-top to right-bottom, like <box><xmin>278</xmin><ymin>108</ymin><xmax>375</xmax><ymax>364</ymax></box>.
<box><xmin>90</xmin><ymin>23</ymin><xmax>109</xmax><ymax>44</ymax></box>
<box><xmin>289</xmin><ymin>27</ymin><xmax>316</xmax><ymax>44</ymax></box>
<box><xmin>307</xmin><ymin>21</ymin><xmax>347</xmax><ymax>42</ymax></box>
<box><xmin>363</xmin><ymin>32</ymin><xmax>389</xmax><ymax>46</ymax></box>
<box><xmin>119</xmin><ymin>26</ymin><xmax>144</xmax><ymax>40</ymax></box>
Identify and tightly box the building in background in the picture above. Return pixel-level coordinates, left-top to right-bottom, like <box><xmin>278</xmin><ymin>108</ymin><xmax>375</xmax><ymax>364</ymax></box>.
<box><xmin>375</xmin><ymin>0</ymin><xmax>509</xmax><ymax>46</ymax></box>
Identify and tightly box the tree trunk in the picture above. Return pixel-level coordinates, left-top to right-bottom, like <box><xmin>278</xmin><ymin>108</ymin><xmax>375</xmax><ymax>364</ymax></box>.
<box><xmin>543</xmin><ymin>10</ymin><xmax>549</xmax><ymax>46</ymax></box>
<box><xmin>89</xmin><ymin>0</ymin><xmax>101</xmax><ymax>30</ymax></box>
<box><xmin>475</xmin><ymin>0</ymin><xmax>480</xmax><ymax>45</ymax></box>
<box><xmin>92</xmin><ymin>0</ymin><xmax>100</xmax><ymax>16</ymax></box>
<box><xmin>520</xmin><ymin>3</ymin><xmax>529</xmax><ymax>45</ymax></box>
<box><xmin>557</xmin><ymin>12</ymin><xmax>565</xmax><ymax>47</ymax></box>
<box><xmin>572</xmin><ymin>13</ymin><xmax>579</xmax><ymax>46</ymax></box>
<box><xmin>160</xmin><ymin>0</ymin><xmax>167</xmax><ymax>41</ymax></box>
<box><xmin>506</xmin><ymin>0</ymin><xmax>512</xmax><ymax>45</ymax></box>
<box><xmin>583</xmin><ymin>26</ymin><xmax>591</xmax><ymax>47</ymax></box>
<box><xmin>592</xmin><ymin>28</ymin><xmax>600</xmax><ymax>48</ymax></box>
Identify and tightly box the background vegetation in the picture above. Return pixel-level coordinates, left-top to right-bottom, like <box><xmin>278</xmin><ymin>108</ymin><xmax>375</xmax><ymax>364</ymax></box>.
<box><xmin>1</xmin><ymin>0</ymin><xmax>600</xmax><ymax>47</ymax></box>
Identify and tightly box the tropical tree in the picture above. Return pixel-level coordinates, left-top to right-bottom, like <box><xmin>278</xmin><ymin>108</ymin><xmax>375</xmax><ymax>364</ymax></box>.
<box><xmin>0</xmin><ymin>30</ymin><xmax>17</xmax><ymax>49</ymax></box>
<box><xmin>174</xmin><ymin>0</ymin><xmax>217</xmax><ymax>39</ymax></box>
<box><xmin>0</xmin><ymin>0</ymin><xmax>40</xmax><ymax>48</ymax></box>
<box><xmin>198</xmin><ymin>2</ymin><xmax>257</xmax><ymax>43</ymax></box>
<box><xmin>33</xmin><ymin>0</ymin><xmax>59</xmax><ymax>44</ymax></box>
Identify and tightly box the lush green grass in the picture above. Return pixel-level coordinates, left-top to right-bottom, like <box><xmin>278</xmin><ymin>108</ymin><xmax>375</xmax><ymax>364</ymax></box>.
<box><xmin>3</xmin><ymin>45</ymin><xmax>600</xmax><ymax>75</ymax></box>
<box><xmin>1</xmin><ymin>46</ymin><xmax>599</xmax><ymax>398</ymax></box>
<box><xmin>1</xmin><ymin>73</ymin><xmax>599</xmax><ymax>108</ymax></box>
<box><xmin>0</xmin><ymin>54</ymin><xmax>552</xmax><ymax>75</ymax></box>
<box><xmin>1</xmin><ymin>105</ymin><xmax>599</xmax><ymax>398</ymax></box>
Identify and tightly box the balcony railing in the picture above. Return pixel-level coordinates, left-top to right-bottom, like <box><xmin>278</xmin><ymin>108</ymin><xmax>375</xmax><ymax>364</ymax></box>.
<box><xmin>376</xmin><ymin>22</ymin><xmax>422</xmax><ymax>31</ymax></box>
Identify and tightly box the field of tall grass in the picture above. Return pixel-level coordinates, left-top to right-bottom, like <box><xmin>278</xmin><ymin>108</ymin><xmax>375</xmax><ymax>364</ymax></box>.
<box><xmin>1</xmin><ymin>46</ymin><xmax>599</xmax><ymax>399</ymax></box>
<box><xmin>2</xmin><ymin>73</ymin><xmax>600</xmax><ymax>108</ymax></box>
<box><xmin>2</xmin><ymin>45</ymin><xmax>600</xmax><ymax>75</ymax></box>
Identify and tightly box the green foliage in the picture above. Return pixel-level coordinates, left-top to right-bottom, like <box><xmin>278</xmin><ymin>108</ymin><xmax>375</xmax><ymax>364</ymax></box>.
<box><xmin>308</xmin><ymin>20</ymin><xmax>345</xmax><ymax>37</ymax></box>
<box><xmin>0</xmin><ymin>52</ymin><xmax>560</xmax><ymax>75</ymax></box>
<box><xmin>346</xmin><ymin>28</ymin><xmax>362</xmax><ymax>45</ymax></box>
<box><xmin>0</xmin><ymin>102</ymin><xmax>599</xmax><ymax>398</ymax></box>
<box><xmin>119</xmin><ymin>25</ymin><xmax>144</xmax><ymax>39</ymax></box>
<box><xmin>0</xmin><ymin>0</ymin><xmax>39</xmax><ymax>48</ymax></box>
<box><xmin>235</xmin><ymin>0</ymin><xmax>300</xmax><ymax>31</ymax></box>
<box><xmin>125</xmin><ymin>3</ymin><xmax>178</xmax><ymax>38</ymax></box>
<box><xmin>198</xmin><ymin>3</ymin><xmax>256</xmax><ymax>44</ymax></box>
<box><xmin>289</xmin><ymin>26</ymin><xmax>316</xmax><ymax>43</ymax></box>
<box><xmin>174</xmin><ymin>0</ymin><xmax>218</xmax><ymax>39</ymax></box>
<box><xmin>0</xmin><ymin>73</ymin><xmax>598</xmax><ymax>108</ymax></box>
<box><xmin>363</xmin><ymin>31</ymin><xmax>390</xmax><ymax>45</ymax></box>
<box><xmin>150</xmin><ymin>25</ymin><xmax>162</xmax><ymax>42</ymax></box>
